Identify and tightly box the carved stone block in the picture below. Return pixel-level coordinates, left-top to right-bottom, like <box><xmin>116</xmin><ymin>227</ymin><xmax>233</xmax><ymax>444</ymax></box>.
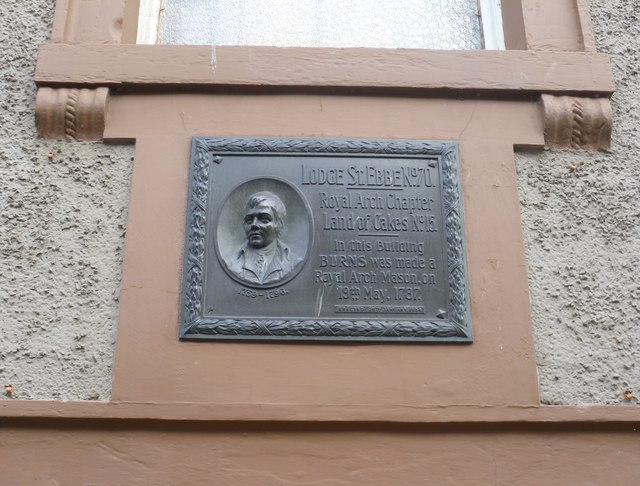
<box><xmin>542</xmin><ymin>94</ymin><xmax>612</xmax><ymax>151</ymax></box>
<box><xmin>35</xmin><ymin>87</ymin><xmax>109</xmax><ymax>141</ymax></box>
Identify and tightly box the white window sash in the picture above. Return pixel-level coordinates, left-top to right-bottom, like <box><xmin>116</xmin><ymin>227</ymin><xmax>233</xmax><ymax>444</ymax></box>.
<box><xmin>479</xmin><ymin>0</ymin><xmax>505</xmax><ymax>50</ymax></box>
<box><xmin>137</xmin><ymin>0</ymin><xmax>163</xmax><ymax>45</ymax></box>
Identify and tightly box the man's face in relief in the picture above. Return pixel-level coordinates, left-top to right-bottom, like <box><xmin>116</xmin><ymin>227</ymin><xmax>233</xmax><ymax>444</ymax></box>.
<box><xmin>243</xmin><ymin>203</ymin><xmax>279</xmax><ymax>249</ymax></box>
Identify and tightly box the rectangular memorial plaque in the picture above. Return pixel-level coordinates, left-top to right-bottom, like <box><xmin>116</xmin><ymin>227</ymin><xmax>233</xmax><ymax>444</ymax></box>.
<box><xmin>180</xmin><ymin>137</ymin><xmax>472</xmax><ymax>342</ymax></box>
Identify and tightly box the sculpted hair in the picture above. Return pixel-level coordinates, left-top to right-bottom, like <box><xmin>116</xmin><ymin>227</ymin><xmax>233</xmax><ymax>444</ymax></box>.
<box><xmin>245</xmin><ymin>191</ymin><xmax>286</xmax><ymax>234</ymax></box>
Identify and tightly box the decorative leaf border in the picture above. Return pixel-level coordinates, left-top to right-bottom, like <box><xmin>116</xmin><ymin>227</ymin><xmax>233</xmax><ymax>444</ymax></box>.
<box><xmin>181</xmin><ymin>137</ymin><xmax>472</xmax><ymax>343</ymax></box>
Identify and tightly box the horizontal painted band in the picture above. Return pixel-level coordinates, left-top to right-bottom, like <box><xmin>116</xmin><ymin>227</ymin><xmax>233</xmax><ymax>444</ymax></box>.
<box><xmin>36</xmin><ymin>44</ymin><xmax>614</xmax><ymax>96</ymax></box>
<box><xmin>2</xmin><ymin>400</ymin><xmax>638</xmax><ymax>425</ymax></box>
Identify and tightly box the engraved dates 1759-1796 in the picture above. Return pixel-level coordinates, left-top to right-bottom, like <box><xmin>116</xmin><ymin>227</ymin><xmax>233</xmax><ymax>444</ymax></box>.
<box><xmin>180</xmin><ymin>137</ymin><xmax>472</xmax><ymax>343</ymax></box>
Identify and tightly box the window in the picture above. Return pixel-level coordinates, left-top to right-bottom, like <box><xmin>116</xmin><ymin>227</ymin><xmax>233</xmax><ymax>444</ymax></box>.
<box><xmin>138</xmin><ymin>0</ymin><xmax>505</xmax><ymax>50</ymax></box>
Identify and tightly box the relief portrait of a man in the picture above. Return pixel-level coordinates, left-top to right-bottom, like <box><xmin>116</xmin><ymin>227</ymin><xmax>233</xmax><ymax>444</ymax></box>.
<box><xmin>225</xmin><ymin>191</ymin><xmax>303</xmax><ymax>286</ymax></box>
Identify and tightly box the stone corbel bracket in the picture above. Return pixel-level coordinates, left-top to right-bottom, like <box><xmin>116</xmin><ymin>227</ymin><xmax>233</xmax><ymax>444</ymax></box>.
<box><xmin>35</xmin><ymin>87</ymin><xmax>110</xmax><ymax>141</ymax></box>
<box><xmin>541</xmin><ymin>94</ymin><xmax>612</xmax><ymax>151</ymax></box>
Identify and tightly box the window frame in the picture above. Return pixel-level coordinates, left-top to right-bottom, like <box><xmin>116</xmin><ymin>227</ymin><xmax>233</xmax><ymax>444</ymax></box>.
<box><xmin>42</xmin><ymin>0</ymin><xmax>609</xmax><ymax>100</ymax></box>
<box><xmin>137</xmin><ymin>0</ymin><xmax>505</xmax><ymax>50</ymax></box>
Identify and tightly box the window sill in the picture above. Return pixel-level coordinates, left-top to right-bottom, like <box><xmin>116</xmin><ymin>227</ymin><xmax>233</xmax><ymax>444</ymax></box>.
<box><xmin>35</xmin><ymin>44</ymin><xmax>613</xmax><ymax>97</ymax></box>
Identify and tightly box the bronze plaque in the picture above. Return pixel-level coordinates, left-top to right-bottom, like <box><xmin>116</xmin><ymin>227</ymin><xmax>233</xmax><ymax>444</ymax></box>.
<box><xmin>180</xmin><ymin>137</ymin><xmax>472</xmax><ymax>342</ymax></box>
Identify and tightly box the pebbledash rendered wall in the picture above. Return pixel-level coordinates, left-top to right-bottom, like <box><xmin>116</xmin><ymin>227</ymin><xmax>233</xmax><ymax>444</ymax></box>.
<box><xmin>0</xmin><ymin>0</ymin><xmax>134</xmax><ymax>400</ymax></box>
<box><xmin>516</xmin><ymin>0</ymin><xmax>640</xmax><ymax>405</ymax></box>
<box><xmin>0</xmin><ymin>0</ymin><xmax>638</xmax><ymax>405</ymax></box>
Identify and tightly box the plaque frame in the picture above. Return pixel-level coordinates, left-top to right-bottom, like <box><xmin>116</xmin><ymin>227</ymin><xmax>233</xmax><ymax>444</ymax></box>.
<box><xmin>180</xmin><ymin>137</ymin><xmax>472</xmax><ymax>343</ymax></box>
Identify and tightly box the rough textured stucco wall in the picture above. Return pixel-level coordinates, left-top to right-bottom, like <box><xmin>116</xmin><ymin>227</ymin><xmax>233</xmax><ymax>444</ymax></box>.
<box><xmin>0</xmin><ymin>0</ymin><xmax>134</xmax><ymax>400</ymax></box>
<box><xmin>517</xmin><ymin>0</ymin><xmax>640</xmax><ymax>404</ymax></box>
